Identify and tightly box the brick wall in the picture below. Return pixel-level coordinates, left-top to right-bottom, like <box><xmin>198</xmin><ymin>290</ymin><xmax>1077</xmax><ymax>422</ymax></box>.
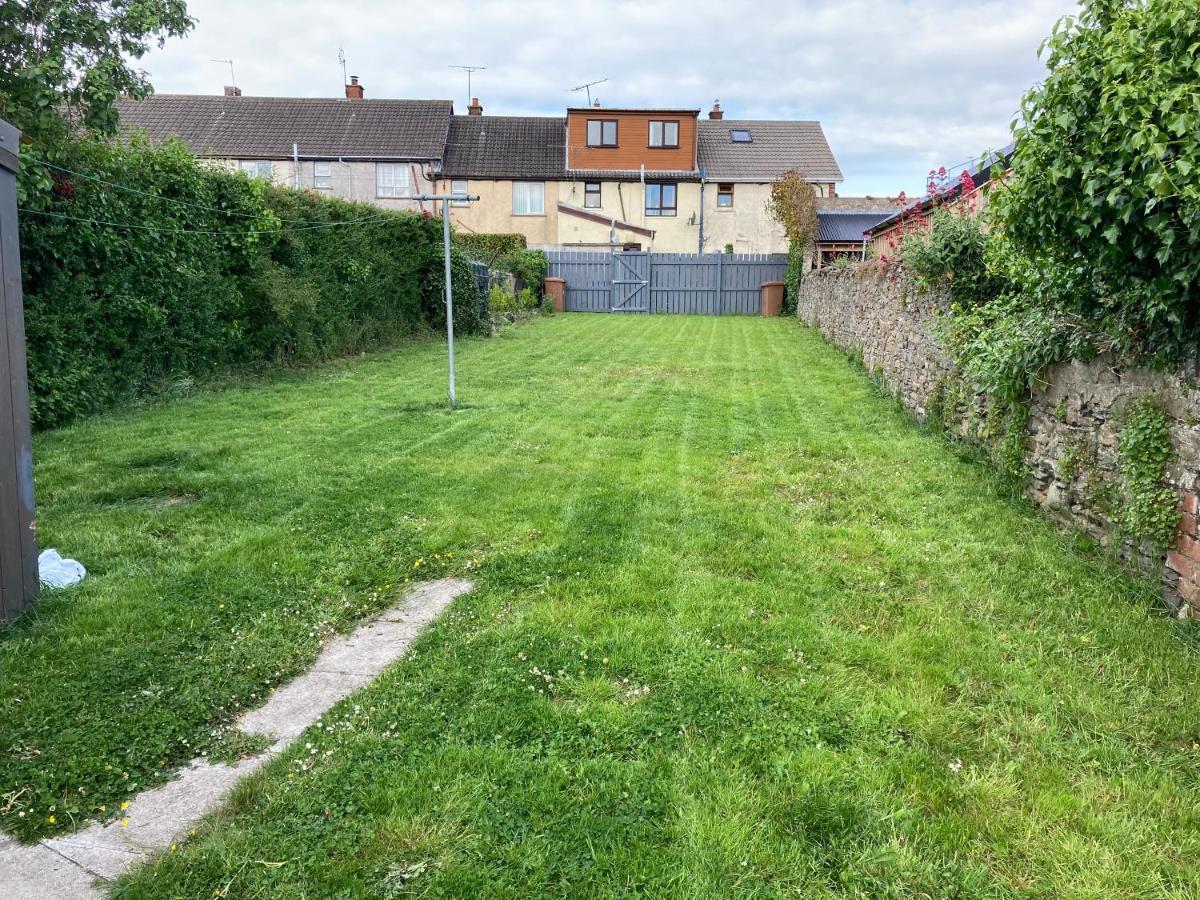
<box><xmin>797</xmin><ymin>268</ymin><xmax>1200</xmax><ymax>615</ymax></box>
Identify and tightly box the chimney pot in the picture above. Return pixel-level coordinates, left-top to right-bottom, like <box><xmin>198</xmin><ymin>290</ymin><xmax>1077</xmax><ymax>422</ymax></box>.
<box><xmin>223</xmin><ymin>85</ymin><xmax>242</xmax><ymax>97</ymax></box>
<box><xmin>709</xmin><ymin>100</ymin><xmax>723</xmax><ymax>120</ymax></box>
<box><xmin>345</xmin><ymin>76</ymin><xmax>364</xmax><ymax>100</ymax></box>
<box><xmin>468</xmin><ymin>97</ymin><xmax>483</xmax><ymax>116</ymax></box>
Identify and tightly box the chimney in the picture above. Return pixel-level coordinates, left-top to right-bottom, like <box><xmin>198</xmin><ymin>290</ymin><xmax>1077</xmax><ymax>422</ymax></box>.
<box><xmin>708</xmin><ymin>100</ymin><xmax>723</xmax><ymax>120</ymax></box>
<box><xmin>345</xmin><ymin>75</ymin><xmax>364</xmax><ymax>100</ymax></box>
<box><xmin>468</xmin><ymin>97</ymin><xmax>483</xmax><ymax>116</ymax></box>
<box><xmin>223</xmin><ymin>85</ymin><xmax>242</xmax><ymax>97</ymax></box>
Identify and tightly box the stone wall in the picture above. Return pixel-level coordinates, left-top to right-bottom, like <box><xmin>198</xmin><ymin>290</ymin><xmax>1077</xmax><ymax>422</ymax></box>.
<box><xmin>797</xmin><ymin>268</ymin><xmax>1200</xmax><ymax>615</ymax></box>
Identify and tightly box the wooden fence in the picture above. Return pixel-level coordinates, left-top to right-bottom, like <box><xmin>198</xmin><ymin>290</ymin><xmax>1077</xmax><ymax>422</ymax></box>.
<box><xmin>545</xmin><ymin>250</ymin><xmax>787</xmax><ymax>315</ymax></box>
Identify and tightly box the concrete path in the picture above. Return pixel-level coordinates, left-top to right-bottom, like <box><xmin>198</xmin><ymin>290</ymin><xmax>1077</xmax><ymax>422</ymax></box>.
<box><xmin>0</xmin><ymin>577</ymin><xmax>473</xmax><ymax>899</ymax></box>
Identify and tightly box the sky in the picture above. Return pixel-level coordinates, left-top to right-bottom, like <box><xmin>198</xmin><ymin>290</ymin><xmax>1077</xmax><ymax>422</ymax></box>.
<box><xmin>136</xmin><ymin>0</ymin><xmax>1081</xmax><ymax>197</ymax></box>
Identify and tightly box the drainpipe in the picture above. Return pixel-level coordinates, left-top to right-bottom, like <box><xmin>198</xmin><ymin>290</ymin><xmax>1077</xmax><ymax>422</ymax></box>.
<box><xmin>293</xmin><ymin>143</ymin><xmax>300</xmax><ymax>188</ymax></box>
<box><xmin>697</xmin><ymin>166</ymin><xmax>706</xmax><ymax>254</ymax></box>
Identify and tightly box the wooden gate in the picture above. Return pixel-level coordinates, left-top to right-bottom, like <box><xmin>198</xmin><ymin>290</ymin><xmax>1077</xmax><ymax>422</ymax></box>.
<box><xmin>546</xmin><ymin>249</ymin><xmax>787</xmax><ymax>315</ymax></box>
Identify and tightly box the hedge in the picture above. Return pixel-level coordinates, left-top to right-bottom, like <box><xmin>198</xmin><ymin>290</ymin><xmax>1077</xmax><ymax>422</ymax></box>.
<box><xmin>18</xmin><ymin>138</ymin><xmax>484</xmax><ymax>429</ymax></box>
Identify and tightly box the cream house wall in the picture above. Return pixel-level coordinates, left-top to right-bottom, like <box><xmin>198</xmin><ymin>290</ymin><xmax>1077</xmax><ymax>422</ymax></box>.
<box><xmin>554</xmin><ymin>179</ymin><xmax>833</xmax><ymax>253</ymax></box>
<box><xmin>203</xmin><ymin>158</ymin><xmax>436</xmax><ymax>213</ymax></box>
<box><xmin>435</xmin><ymin>178</ymin><xmax>559</xmax><ymax>245</ymax></box>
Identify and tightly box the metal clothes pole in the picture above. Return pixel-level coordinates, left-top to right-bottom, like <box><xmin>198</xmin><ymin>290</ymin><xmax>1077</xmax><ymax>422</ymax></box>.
<box><xmin>443</xmin><ymin>198</ymin><xmax>455</xmax><ymax>407</ymax></box>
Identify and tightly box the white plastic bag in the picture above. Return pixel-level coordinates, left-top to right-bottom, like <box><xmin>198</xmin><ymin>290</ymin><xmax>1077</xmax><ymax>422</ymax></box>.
<box><xmin>38</xmin><ymin>549</ymin><xmax>86</xmax><ymax>589</ymax></box>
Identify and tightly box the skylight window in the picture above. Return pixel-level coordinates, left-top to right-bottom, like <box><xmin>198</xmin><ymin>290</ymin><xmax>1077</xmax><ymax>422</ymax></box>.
<box><xmin>729</xmin><ymin>129</ymin><xmax>752</xmax><ymax>143</ymax></box>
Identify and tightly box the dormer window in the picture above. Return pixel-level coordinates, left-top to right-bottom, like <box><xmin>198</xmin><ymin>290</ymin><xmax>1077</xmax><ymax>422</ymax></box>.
<box><xmin>587</xmin><ymin>119</ymin><xmax>618</xmax><ymax>147</ymax></box>
<box><xmin>729</xmin><ymin>129</ymin><xmax>752</xmax><ymax>143</ymax></box>
<box><xmin>648</xmin><ymin>120</ymin><xmax>679</xmax><ymax>148</ymax></box>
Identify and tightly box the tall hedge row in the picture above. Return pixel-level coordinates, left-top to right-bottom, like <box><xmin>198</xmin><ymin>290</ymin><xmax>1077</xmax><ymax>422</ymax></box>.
<box><xmin>18</xmin><ymin>138</ymin><xmax>484</xmax><ymax>429</ymax></box>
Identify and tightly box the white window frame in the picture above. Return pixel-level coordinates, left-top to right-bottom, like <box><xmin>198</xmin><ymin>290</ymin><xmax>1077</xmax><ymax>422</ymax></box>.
<box><xmin>376</xmin><ymin>163</ymin><xmax>412</xmax><ymax>198</ymax></box>
<box><xmin>648</xmin><ymin>120</ymin><xmax>679</xmax><ymax>148</ymax></box>
<box><xmin>512</xmin><ymin>181</ymin><xmax>545</xmax><ymax>216</ymax></box>
<box><xmin>239</xmin><ymin>160</ymin><xmax>273</xmax><ymax>180</ymax></box>
<box><xmin>451</xmin><ymin>179</ymin><xmax>469</xmax><ymax>206</ymax></box>
<box><xmin>313</xmin><ymin>161</ymin><xmax>332</xmax><ymax>190</ymax></box>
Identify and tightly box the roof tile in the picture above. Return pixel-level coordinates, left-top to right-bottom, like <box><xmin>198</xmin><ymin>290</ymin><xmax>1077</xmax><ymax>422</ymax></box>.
<box><xmin>115</xmin><ymin>95</ymin><xmax>453</xmax><ymax>160</ymax></box>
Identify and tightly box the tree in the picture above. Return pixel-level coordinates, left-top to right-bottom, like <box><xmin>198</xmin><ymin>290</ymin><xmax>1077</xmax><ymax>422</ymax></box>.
<box><xmin>768</xmin><ymin>170</ymin><xmax>819</xmax><ymax>313</ymax></box>
<box><xmin>0</xmin><ymin>1</ymin><xmax>193</xmax><ymax>146</ymax></box>
<box><xmin>1001</xmin><ymin>0</ymin><xmax>1200</xmax><ymax>358</ymax></box>
<box><xmin>767</xmin><ymin>169</ymin><xmax>818</xmax><ymax>250</ymax></box>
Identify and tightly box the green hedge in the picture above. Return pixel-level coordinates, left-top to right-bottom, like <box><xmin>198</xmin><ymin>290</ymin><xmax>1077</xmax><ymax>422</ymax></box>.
<box><xmin>452</xmin><ymin>231</ymin><xmax>527</xmax><ymax>266</ymax></box>
<box><xmin>18</xmin><ymin>138</ymin><xmax>483</xmax><ymax>429</ymax></box>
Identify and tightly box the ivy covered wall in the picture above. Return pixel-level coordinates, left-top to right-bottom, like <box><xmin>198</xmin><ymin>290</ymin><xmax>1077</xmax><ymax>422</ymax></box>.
<box><xmin>797</xmin><ymin>268</ymin><xmax>1200</xmax><ymax>614</ymax></box>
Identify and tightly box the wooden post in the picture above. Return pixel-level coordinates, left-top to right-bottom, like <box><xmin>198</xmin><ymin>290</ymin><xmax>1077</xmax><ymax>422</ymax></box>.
<box><xmin>0</xmin><ymin>118</ymin><xmax>39</xmax><ymax>620</ymax></box>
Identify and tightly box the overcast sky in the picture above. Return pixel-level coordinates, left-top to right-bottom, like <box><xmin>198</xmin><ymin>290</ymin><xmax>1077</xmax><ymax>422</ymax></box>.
<box><xmin>137</xmin><ymin>0</ymin><xmax>1080</xmax><ymax>196</ymax></box>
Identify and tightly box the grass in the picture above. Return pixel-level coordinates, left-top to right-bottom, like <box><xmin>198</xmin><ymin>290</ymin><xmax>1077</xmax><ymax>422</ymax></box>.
<box><xmin>2</xmin><ymin>315</ymin><xmax>1199</xmax><ymax>896</ymax></box>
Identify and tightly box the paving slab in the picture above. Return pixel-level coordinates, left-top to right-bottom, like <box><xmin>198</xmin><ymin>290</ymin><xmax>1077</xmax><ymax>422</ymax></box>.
<box><xmin>0</xmin><ymin>577</ymin><xmax>473</xmax><ymax>898</ymax></box>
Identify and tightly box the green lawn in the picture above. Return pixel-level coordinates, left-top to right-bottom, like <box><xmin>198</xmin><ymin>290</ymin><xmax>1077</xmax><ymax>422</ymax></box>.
<box><xmin>3</xmin><ymin>315</ymin><xmax>1199</xmax><ymax>896</ymax></box>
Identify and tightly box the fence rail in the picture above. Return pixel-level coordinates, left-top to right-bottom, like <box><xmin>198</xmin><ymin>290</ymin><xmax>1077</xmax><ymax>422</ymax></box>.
<box><xmin>545</xmin><ymin>249</ymin><xmax>787</xmax><ymax>315</ymax></box>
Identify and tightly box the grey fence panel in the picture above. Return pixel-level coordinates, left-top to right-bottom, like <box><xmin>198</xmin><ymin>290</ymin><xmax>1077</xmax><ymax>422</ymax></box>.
<box><xmin>545</xmin><ymin>250</ymin><xmax>788</xmax><ymax>316</ymax></box>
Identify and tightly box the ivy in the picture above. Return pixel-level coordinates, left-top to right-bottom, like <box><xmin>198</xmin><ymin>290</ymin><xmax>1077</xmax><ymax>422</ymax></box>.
<box><xmin>1118</xmin><ymin>398</ymin><xmax>1179</xmax><ymax>549</ymax></box>
<box><xmin>1002</xmin><ymin>0</ymin><xmax>1200</xmax><ymax>361</ymax></box>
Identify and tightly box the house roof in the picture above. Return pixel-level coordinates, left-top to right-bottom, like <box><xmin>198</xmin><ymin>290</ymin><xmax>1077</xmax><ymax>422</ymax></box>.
<box><xmin>441</xmin><ymin>116</ymin><xmax>566</xmax><ymax>179</ymax></box>
<box><xmin>816</xmin><ymin>210</ymin><xmax>895</xmax><ymax>243</ymax></box>
<box><xmin>697</xmin><ymin>119</ymin><xmax>843</xmax><ymax>183</ymax></box>
<box><xmin>866</xmin><ymin>141</ymin><xmax>1015</xmax><ymax>235</ymax></box>
<box><xmin>114</xmin><ymin>95</ymin><xmax>453</xmax><ymax>160</ymax></box>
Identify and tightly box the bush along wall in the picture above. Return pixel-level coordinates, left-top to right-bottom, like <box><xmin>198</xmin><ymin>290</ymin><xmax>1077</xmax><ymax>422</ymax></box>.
<box><xmin>18</xmin><ymin>138</ymin><xmax>483</xmax><ymax>429</ymax></box>
<box><xmin>796</xmin><ymin>267</ymin><xmax>1200</xmax><ymax>615</ymax></box>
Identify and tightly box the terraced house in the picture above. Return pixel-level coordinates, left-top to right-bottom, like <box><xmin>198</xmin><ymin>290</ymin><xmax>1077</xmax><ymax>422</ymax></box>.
<box><xmin>116</xmin><ymin>82</ymin><xmax>843</xmax><ymax>253</ymax></box>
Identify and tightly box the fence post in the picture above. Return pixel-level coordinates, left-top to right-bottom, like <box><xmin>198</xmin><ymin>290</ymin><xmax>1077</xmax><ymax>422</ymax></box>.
<box><xmin>716</xmin><ymin>252</ymin><xmax>724</xmax><ymax>314</ymax></box>
<box><xmin>0</xmin><ymin>118</ymin><xmax>39</xmax><ymax>621</ymax></box>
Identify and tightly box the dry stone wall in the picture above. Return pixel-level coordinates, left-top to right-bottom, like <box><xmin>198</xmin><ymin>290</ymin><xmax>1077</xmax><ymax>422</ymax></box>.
<box><xmin>796</xmin><ymin>268</ymin><xmax>1200</xmax><ymax>614</ymax></box>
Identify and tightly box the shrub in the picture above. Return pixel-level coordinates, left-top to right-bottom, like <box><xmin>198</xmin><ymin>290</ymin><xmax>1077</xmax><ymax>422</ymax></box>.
<box><xmin>500</xmin><ymin>248</ymin><xmax>549</xmax><ymax>296</ymax></box>
<box><xmin>900</xmin><ymin>208</ymin><xmax>1006</xmax><ymax>307</ymax></box>
<box><xmin>18</xmin><ymin>137</ymin><xmax>483</xmax><ymax>428</ymax></box>
<box><xmin>453</xmin><ymin>232</ymin><xmax>527</xmax><ymax>266</ymax></box>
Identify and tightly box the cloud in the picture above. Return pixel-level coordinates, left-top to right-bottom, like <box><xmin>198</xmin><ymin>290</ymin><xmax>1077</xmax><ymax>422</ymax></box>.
<box><xmin>137</xmin><ymin>0</ymin><xmax>1079</xmax><ymax>195</ymax></box>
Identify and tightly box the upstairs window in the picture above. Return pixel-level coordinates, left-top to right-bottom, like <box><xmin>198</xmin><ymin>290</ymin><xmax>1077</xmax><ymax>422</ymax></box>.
<box><xmin>513</xmin><ymin>181</ymin><xmax>545</xmax><ymax>216</ymax></box>
<box><xmin>584</xmin><ymin>181</ymin><xmax>602</xmax><ymax>208</ymax></box>
<box><xmin>729</xmin><ymin>129</ymin><xmax>752</xmax><ymax>142</ymax></box>
<box><xmin>645</xmin><ymin>182</ymin><xmax>677</xmax><ymax>217</ymax></box>
<box><xmin>648</xmin><ymin>120</ymin><xmax>679</xmax><ymax>148</ymax></box>
<box><xmin>239</xmin><ymin>160</ymin><xmax>272</xmax><ymax>180</ymax></box>
<box><xmin>376</xmin><ymin>163</ymin><xmax>412</xmax><ymax>198</ymax></box>
<box><xmin>717</xmin><ymin>183</ymin><xmax>734</xmax><ymax>207</ymax></box>
<box><xmin>587</xmin><ymin>119</ymin><xmax>618</xmax><ymax>147</ymax></box>
<box><xmin>313</xmin><ymin>161</ymin><xmax>332</xmax><ymax>189</ymax></box>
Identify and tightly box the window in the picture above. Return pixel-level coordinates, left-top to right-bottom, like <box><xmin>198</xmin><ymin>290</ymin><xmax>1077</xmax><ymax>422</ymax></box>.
<box><xmin>512</xmin><ymin>181</ymin><xmax>545</xmax><ymax>215</ymax></box>
<box><xmin>451</xmin><ymin>179</ymin><xmax>469</xmax><ymax>206</ymax></box>
<box><xmin>729</xmin><ymin>129</ymin><xmax>752</xmax><ymax>143</ymax></box>
<box><xmin>375</xmin><ymin>163</ymin><xmax>412</xmax><ymax>198</ymax></box>
<box><xmin>313</xmin><ymin>161</ymin><xmax>332</xmax><ymax>190</ymax></box>
<box><xmin>645</xmin><ymin>182</ymin><xmax>677</xmax><ymax>217</ymax></box>
<box><xmin>584</xmin><ymin>181</ymin><xmax>601</xmax><ymax>208</ymax></box>
<box><xmin>648</xmin><ymin>120</ymin><xmax>679</xmax><ymax>148</ymax></box>
<box><xmin>717</xmin><ymin>183</ymin><xmax>734</xmax><ymax>207</ymax></box>
<box><xmin>239</xmin><ymin>160</ymin><xmax>272</xmax><ymax>180</ymax></box>
<box><xmin>586</xmin><ymin>119</ymin><xmax>618</xmax><ymax>147</ymax></box>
